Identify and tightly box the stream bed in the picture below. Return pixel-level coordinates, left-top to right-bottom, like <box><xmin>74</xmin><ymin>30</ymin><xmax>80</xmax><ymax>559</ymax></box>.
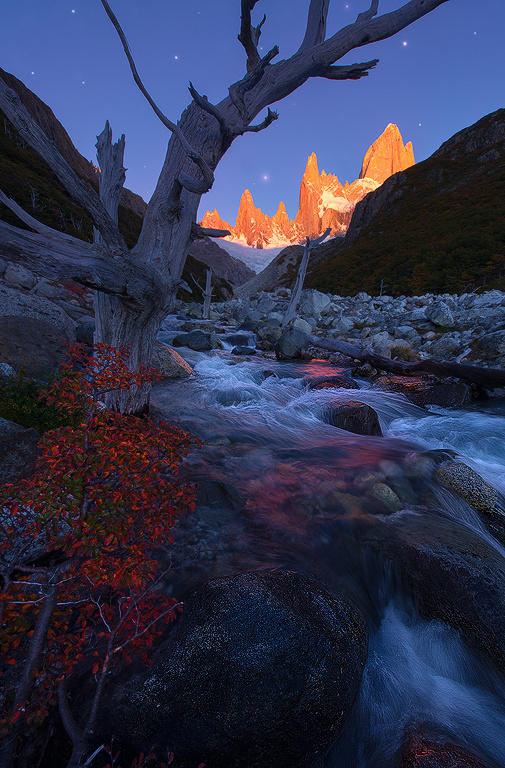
<box><xmin>152</xmin><ymin>325</ymin><xmax>505</xmax><ymax>767</ymax></box>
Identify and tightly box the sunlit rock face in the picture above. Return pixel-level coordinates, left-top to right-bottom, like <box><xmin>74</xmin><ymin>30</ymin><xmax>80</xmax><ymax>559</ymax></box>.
<box><xmin>201</xmin><ymin>123</ymin><xmax>414</xmax><ymax>248</ymax></box>
<box><xmin>359</xmin><ymin>122</ymin><xmax>415</xmax><ymax>185</ymax></box>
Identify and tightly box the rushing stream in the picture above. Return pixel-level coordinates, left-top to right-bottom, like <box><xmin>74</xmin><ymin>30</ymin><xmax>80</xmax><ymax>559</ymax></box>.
<box><xmin>154</xmin><ymin>321</ymin><xmax>505</xmax><ymax>767</ymax></box>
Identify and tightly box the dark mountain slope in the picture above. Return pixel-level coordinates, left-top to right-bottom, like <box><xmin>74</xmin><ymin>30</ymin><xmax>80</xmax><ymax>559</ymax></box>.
<box><xmin>306</xmin><ymin>109</ymin><xmax>505</xmax><ymax>296</ymax></box>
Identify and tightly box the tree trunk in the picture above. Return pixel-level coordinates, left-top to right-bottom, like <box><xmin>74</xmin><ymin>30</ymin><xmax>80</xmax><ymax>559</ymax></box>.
<box><xmin>94</xmin><ymin>293</ymin><xmax>165</xmax><ymax>414</ymax></box>
<box><xmin>202</xmin><ymin>268</ymin><xmax>212</xmax><ymax>320</ymax></box>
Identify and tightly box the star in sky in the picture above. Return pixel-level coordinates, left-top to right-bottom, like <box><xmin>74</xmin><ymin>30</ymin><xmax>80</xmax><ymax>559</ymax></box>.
<box><xmin>262</xmin><ymin>174</ymin><xmax>270</xmax><ymax>182</ymax></box>
<box><xmin>71</xmin><ymin>9</ymin><xmax>76</xmax><ymax>13</ymax></box>
<box><xmin>402</xmin><ymin>41</ymin><xmax>408</xmax><ymax>47</ymax></box>
<box><xmin>174</xmin><ymin>55</ymin><xmax>179</xmax><ymax>61</ymax></box>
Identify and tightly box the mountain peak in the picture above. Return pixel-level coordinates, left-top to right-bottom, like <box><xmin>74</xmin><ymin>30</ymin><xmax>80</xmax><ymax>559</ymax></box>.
<box><xmin>201</xmin><ymin>123</ymin><xmax>415</xmax><ymax>248</ymax></box>
<box><xmin>359</xmin><ymin>124</ymin><xmax>414</xmax><ymax>185</ymax></box>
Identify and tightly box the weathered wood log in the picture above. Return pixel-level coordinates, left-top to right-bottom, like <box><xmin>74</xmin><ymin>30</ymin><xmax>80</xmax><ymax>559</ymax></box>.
<box><xmin>310</xmin><ymin>336</ymin><xmax>505</xmax><ymax>390</ymax></box>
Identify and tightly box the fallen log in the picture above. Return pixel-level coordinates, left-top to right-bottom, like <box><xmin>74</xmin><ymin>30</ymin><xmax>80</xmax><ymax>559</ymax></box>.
<box><xmin>310</xmin><ymin>336</ymin><xmax>505</xmax><ymax>390</ymax></box>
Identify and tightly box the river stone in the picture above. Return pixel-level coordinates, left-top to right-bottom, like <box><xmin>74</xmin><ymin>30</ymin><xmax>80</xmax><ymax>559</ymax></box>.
<box><xmin>154</xmin><ymin>342</ymin><xmax>193</xmax><ymax>378</ymax></box>
<box><xmin>106</xmin><ymin>570</ymin><xmax>367</xmax><ymax>768</ymax></box>
<box><xmin>435</xmin><ymin>461</ymin><xmax>505</xmax><ymax>540</ymax></box>
<box><xmin>305</xmin><ymin>374</ymin><xmax>359</xmax><ymax>391</ymax></box>
<box><xmin>368</xmin><ymin>482</ymin><xmax>402</xmax><ymax>513</ymax></box>
<box><xmin>363</xmin><ymin>512</ymin><xmax>505</xmax><ymax>674</ymax></box>
<box><xmin>425</xmin><ymin>301</ymin><xmax>454</xmax><ymax>327</ymax></box>
<box><xmin>232</xmin><ymin>346</ymin><xmax>256</xmax><ymax>355</ymax></box>
<box><xmin>324</xmin><ymin>401</ymin><xmax>382</xmax><ymax>436</ymax></box>
<box><xmin>172</xmin><ymin>329</ymin><xmax>216</xmax><ymax>351</ymax></box>
<box><xmin>374</xmin><ymin>375</ymin><xmax>472</xmax><ymax>407</ymax></box>
<box><xmin>400</xmin><ymin>733</ymin><xmax>497</xmax><ymax>767</ymax></box>
<box><xmin>0</xmin><ymin>417</ymin><xmax>39</xmax><ymax>484</ymax></box>
<box><xmin>275</xmin><ymin>327</ymin><xmax>310</xmax><ymax>360</ymax></box>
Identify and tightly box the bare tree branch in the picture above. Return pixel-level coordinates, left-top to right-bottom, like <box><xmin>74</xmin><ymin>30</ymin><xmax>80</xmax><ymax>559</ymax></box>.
<box><xmin>299</xmin><ymin>0</ymin><xmax>331</xmax><ymax>52</ymax></box>
<box><xmin>0</xmin><ymin>188</ymin><xmax>59</xmax><ymax>237</ymax></box>
<box><xmin>229</xmin><ymin>45</ymin><xmax>280</xmax><ymax>122</ymax></box>
<box><xmin>0</xmin><ymin>220</ymin><xmax>163</xmax><ymax>307</ymax></box>
<box><xmin>356</xmin><ymin>0</ymin><xmax>380</xmax><ymax>23</ymax></box>
<box><xmin>238</xmin><ymin>0</ymin><xmax>266</xmax><ymax>72</ymax></box>
<box><xmin>242</xmin><ymin>107</ymin><xmax>279</xmax><ymax>133</ymax></box>
<box><xmin>0</xmin><ymin>75</ymin><xmax>125</xmax><ymax>253</ymax></box>
<box><xmin>100</xmin><ymin>0</ymin><xmax>214</xmax><ymax>194</ymax></box>
<box><xmin>317</xmin><ymin>59</ymin><xmax>379</xmax><ymax>80</ymax></box>
<box><xmin>95</xmin><ymin>120</ymin><xmax>126</xmax><ymax>224</ymax></box>
<box><xmin>188</xmin><ymin>82</ymin><xmax>232</xmax><ymax>147</ymax></box>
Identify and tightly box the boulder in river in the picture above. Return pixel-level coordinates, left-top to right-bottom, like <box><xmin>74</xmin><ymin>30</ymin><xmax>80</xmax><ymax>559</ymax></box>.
<box><xmin>305</xmin><ymin>374</ymin><xmax>359</xmax><ymax>390</ymax></box>
<box><xmin>363</xmin><ymin>512</ymin><xmax>505</xmax><ymax>674</ymax></box>
<box><xmin>374</xmin><ymin>375</ymin><xmax>472</xmax><ymax>407</ymax></box>
<box><xmin>106</xmin><ymin>569</ymin><xmax>367</xmax><ymax>768</ymax></box>
<box><xmin>324</xmin><ymin>401</ymin><xmax>382</xmax><ymax>436</ymax></box>
<box><xmin>172</xmin><ymin>329</ymin><xmax>217</xmax><ymax>351</ymax></box>
<box><xmin>275</xmin><ymin>327</ymin><xmax>310</xmax><ymax>360</ymax></box>
<box><xmin>435</xmin><ymin>461</ymin><xmax>505</xmax><ymax>542</ymax></box>
<box><xmin>400</xmin><ymin>732</ymin><xmax>499</xmax><ymax>767</ymax></box>
<box><xmin>154</xmin><ymin>342</ymin><xmax>193</xmax><ymax>378</ymax></box>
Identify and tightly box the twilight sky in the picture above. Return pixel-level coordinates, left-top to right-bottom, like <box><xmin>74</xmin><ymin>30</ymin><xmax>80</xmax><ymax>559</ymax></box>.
<box><xmin>2</xmin><ymin>0</ymin><xmax>504</xmax><ymax>224</ymax></box>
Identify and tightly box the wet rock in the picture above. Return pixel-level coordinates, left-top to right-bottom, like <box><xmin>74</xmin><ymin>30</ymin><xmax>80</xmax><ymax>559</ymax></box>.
<box><xmin>368</xmin><ymin>482</ymin><xmax>402</xmax><ymax>513</ymax></box>
<box><xmin>374</xmin><ymin>375</ymin><xmax>472</xmax><ymax>407</ymax></box>
<box><xmin>172</xmin><ymin>329</ymin><xmax>217</xmax><ymax>351</ymax></box>
<box><xmin>4</xmin><ymin>263</ymin><xmax>36</xmax><ymax>290</ymax></box>
<box><xmin>275</xmin><ymin>327</ymin><xmax>310</xmax><ymax>360</ymax></box>
<box><xmin>435</xmin><ymin>461</ymin><xmax>505</xmax><ymax>540</ymax></box>
<box><xmin>364</xmin><ymin>513</ymin><xmax>505</xmax><ymax>674</ymax></box>
<box><xmin>323</xmin><ymin>401</ymin><xmax>382</xmax><ymax>436</ymax></box>
<box><xmin>106</xmin><ymin>570</ymin><xmax>367</xmax><ymax>768</ymax></box>
<box><xmin>0</xmin><ymin>417</ymin><xmax>39</xmax><ymax>484</ymax></box>
<box><xmin>353</xmin><ymin>362</ymin><xmax>377</xmax><ymax>378</ymax></box>
<box><xmin>223</xmin><ymin>333</ymin><xmax>253</xmax><ymax>348</ymax></box>
<box><xmin>305</xmin><ymin>374</ymin><xmax>359</xmax><ymax>391</ymax></box>
<box><xmin>154</xmin><ymin>342</ymin><xmax>193</xmax><ymax>378</ymax></box>
<box><xmin>232</xmin><ymin>346</ymin><xmax>256</xmax><ymax>355</ymax></box>
<box><xmin>400</xmin><ymin>733</ymin><xmax>498</xmax><ymax>767</ymax></box>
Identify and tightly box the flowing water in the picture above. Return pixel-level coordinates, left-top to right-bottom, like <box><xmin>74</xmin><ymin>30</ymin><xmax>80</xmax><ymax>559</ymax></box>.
<box><xmin>154</xmin><ymin>323</ymin><xmax>505</xmax><ymax>766</ymax></box>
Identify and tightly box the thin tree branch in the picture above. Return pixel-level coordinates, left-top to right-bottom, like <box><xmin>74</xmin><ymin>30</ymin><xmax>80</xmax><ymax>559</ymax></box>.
<box><xmin>0</xmin><ymin>75</ymin><xmax>125</xmax><ymax>253</ymax></box>
<box><xmin>100</xmin><ymin>0</ymin><xmax>214</xmax><ymax>194</ymax></box>
<box><xmin>229</xmin><ymin>45</ymin><xmax>280</xmax><ymax>122</ymax></box>
<box><xmin>317</xmin><ymin>59</ymin><xmax>379</xmax><ymax>79</ymax></box>
<box><xmin>242</xmin><ymin>107</ymin><xmax>279</xmax><ymax>133</ymax></box>
<box><xmin>0</xmin><ymin>188</ymin><xmax>58</xmax><ymax>237</ymax></box>
<box><xmin>356</xmin><ymin>0</ymin><xmax>380</xmax><ymax>23</ymax></box>
<box><xmin>58</xmin><ymin>679</ymin><xmax>84</xmax><ymax>746</ymax></box>
<box><xmin>299</xmin><ymin>0</ymin><xmax>331</xmax><ymax>52</ymax></box>
<box><xmin>238</xmin><ymin>0</ymin><xmax>266</xmax><ymax>72</ymax></box>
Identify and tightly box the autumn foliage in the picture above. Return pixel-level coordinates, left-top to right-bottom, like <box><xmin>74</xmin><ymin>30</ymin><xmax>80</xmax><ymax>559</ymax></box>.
<box><xmin>0</xmin><ymin>344</ymin><xmax>199</xmax><ymax>767</ymax></box>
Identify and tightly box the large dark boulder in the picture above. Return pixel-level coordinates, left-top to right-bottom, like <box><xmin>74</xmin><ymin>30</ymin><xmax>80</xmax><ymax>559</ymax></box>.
<box><xmin>0</xmin><ymin>316</ymin><xmax>73</xmax><ymax>379</ymax></box>
<box><xmin>0</xmin><ymin>417</ymin><xmax>39</xmax><ymax>484</ymax></box>
<box><xmin>275</xmin><ymin>327</ymin><xmax>310</xmax><ymax>360</ymax></box>
<box><xmin>374</xmin><ymin>374</ymin><xmax>472</xmax><ymax>407</ymax></box>
<box><xmin>106</xmin><ymin>569</ymin><xmax>367</xmax><ymax>768</ymax></box>
<box><xmin>305</xmin><ymin>374</ymin><xmax>359</xmax><ymax>391</ymax></box>
<box><xmin>364</xmin><ymin>512</ymin><xmax>505</xmax><ymax>674</ymax></box>
<box><xmin>324</xmin><ymin>401</ymin><xmax>382</xmax><ymax>436</ymax></box>
<box><xmin>172</xmin><ymin>329</ymin><xmax>217</xmax><ymax>351</ymax></box>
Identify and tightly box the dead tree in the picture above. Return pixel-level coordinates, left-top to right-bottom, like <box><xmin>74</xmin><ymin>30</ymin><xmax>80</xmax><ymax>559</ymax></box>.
<box><xmin>191</xmin><ymin>267</ymin><xmax>214</xmax><ymax>320</ymax></box>
<box><xmin>284</xmin><ymin>228</ymin><xmax>331</xmax><ymax>325</ymax></box>
<box><xmin>0</xmin><ymin>0</ymin><xmax>452</xmax><ymax>413</ymax></box>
